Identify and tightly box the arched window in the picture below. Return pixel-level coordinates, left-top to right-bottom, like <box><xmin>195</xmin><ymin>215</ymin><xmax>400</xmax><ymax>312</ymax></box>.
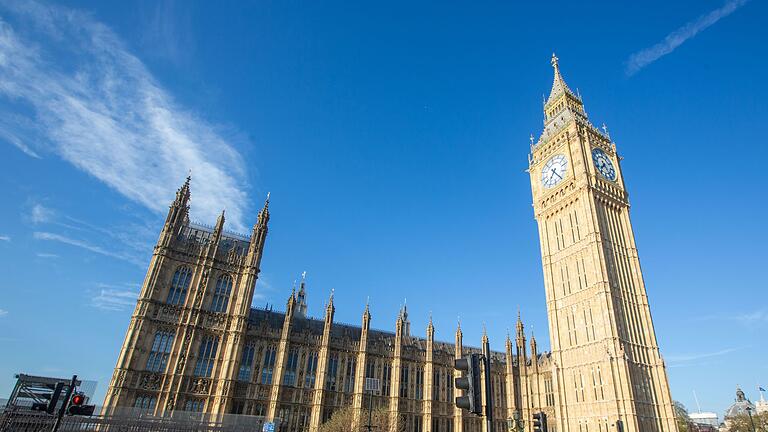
<box><xmin>210</xmin><ymin>275</ymin><xmax>232</xmax><ymax>313</ymax></box>
<box><xmin>146</xmin><ymin>330</ymin><xmax>175</xmax><ymax>372</ymax></box>
<box><xmin>134</xmin><ymin>395</ymin><xmax>157</xmax><ymax>411</ymax></box>
<box><xmin>166</xmin><ymin>267</ymin><xmax>192</xmax><ymax>305</ymax></box>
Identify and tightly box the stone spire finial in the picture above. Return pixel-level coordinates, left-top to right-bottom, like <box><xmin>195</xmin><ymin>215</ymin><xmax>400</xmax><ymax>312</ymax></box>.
<box><xmin>545</xmin><ymin>52</ymin><xmax>576</xmax><ymax>107</ymax></box>
<box><xmin>213</xmin><ymin>209</ymin><xmax>226</xmax><ymax>235</ymax></box>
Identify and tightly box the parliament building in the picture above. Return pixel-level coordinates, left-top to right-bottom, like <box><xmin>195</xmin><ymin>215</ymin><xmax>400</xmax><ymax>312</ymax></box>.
<box><xmin>103</xmin><ymin>56</ymin><xmax>678</xmax><ymax>432</ymax></box>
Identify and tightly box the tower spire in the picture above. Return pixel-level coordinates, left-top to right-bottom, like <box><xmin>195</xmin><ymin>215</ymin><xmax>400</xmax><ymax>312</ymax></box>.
<box><xmin>546</xmin><ymin>52</ymin><xmax>575</xmax><ymax>105</ymax></box>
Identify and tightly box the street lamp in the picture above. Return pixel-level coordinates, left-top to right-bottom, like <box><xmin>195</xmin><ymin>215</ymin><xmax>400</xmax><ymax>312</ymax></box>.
<box><xmin>745</xmin><ymin>406</ymin><xmax>756</xmax><ymax>432</ymax></box>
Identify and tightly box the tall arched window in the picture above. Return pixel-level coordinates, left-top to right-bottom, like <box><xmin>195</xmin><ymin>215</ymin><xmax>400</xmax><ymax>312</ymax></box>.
<box><xmin>210</xmin><ymin>275</ymin><xmax>232</xmax><ymax>313</ymax></box>
<box><xmin>167</xmin><ymin>267</ymin><xmax>192</xmax><ymax>305</ymax></box>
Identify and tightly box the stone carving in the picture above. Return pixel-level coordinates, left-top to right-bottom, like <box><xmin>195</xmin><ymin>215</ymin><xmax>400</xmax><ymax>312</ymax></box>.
<box><xmin>190</xmin><ymin>378</ymin><xmax>210</xmax><ymax>394</ymax></box>
<box><xmin>140</xmin><ymin>373</ymin><xmax>162</xmax><ymax>390</ymax></box>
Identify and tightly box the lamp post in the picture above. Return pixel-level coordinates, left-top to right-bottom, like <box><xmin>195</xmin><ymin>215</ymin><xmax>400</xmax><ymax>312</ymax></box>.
<box><xmin>746</xmin><ymin>406</ymin><xmax>756</xmax><ymax>432</ymax></box>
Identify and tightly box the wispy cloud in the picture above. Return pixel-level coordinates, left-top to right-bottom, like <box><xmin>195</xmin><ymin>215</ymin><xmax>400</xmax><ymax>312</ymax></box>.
<box><xmin>625</xmin><ymin>0</ymin><xmax>749</xmax><ymax>76</ymax></box>
<box><xmin>140</xmin><ymin>0</ymin><xmax>195</xmax><ymax>66</ymax></box>
<box><xmin>30</xmin><ymin>203</ymin><xmax>54</xmax><ymax>224</ymax></box>
<box><xmin>0</xmin><ymin>0</ymin><xmax>251</xmax><ymax>231</ymax></box>
<box><xmin>0</xmin><ymin>235</ymin><xmax>10</xmax><ymax>242</ymax></box>
<box><xmin>33</xmin><ymin>231</ymin><xmax>143</xmax><ymax>265</ymax></box>
<box><xmin>90</xmin><ymin>284</ymin><xmax>139</xmax><ymax>311</ymax></box>
<box><xmin>666</xmin><ymin>347</ymin><xmax>740</xmax><ymax>363</ymax></box>
<box><xmin>0</xmin><ymin>309</ymin><xmax>7</xmax><ymax>317</ymax></box>
<box><xmin>27</xmin><ymin>202</ymin><xmax>155</xmax><ymax>266</ymax></box>
<box><xmin>735</xmin><ymin>310</ymin><xmax>768</xmax><ymax>324</ymax></box>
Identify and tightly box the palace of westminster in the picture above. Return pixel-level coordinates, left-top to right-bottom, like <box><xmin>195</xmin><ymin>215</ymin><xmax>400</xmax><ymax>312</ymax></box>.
<box><xmin>103</xmin><ymin>56</ymin><xmax>679</xmax><ymax>432</ymax></box>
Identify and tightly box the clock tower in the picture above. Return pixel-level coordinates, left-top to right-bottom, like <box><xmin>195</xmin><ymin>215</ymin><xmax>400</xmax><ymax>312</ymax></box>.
<box><xmin>528</xmin><ymin>55</ymin><xmax>678</xmax><ymax>432</ymax></box>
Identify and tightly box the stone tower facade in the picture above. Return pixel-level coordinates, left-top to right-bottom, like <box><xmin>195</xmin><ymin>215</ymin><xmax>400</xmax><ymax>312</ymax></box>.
<box><xmin>103</xmin><ymin>177</ymin><xmax>270</xmax><ymax>416</ymax></box>
<box><xmin>528</xmin><ymin>55</ymin><xmax>677</xmax><ymax>432</ymax></box>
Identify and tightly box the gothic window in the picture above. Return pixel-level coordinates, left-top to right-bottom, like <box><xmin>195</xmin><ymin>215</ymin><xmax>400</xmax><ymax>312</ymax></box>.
<box><xmin>433</xmin><ymin>370</ymin><xmax>440</xmax><ymax>400</ymax></box>
<box><xmin>167</xmin><ymin>267</ymin><xmax>192</xmax><ymax>305</ymax></box>
<box><xmin>415</xmin><ymin>367</ymin><xmax>424</xmax><ymax>400</ymax></box>
<box><xmin>400</xmin><ymin>365</ymin><xmax>410</xmax><ymax>398</ymax></box>
<box><xmin>596</xmin><ymin>366</ymin><xmax>605</xmax><ymax>400</ymax></box>
<box><xmin>325</xmin><ymin>355</ymin><xmax>339</xmax><ymax>391</ymax></box>
<box><xmin>382</xmin><ymin>364</ymin><xmax>392</xmax><ymax>396</ymax></box>
<box><xmin>544</xmin><ymin>378</ymin><xmax>555</xmax><ymax>406</ymax></box>
<box><xmin>261</xmin><ymin>347</ymin><xmax>277</xmax><ymax>384</ymax></box>
<box><xmin>446</xmin><ymin>371</ymin><xmax>453</xmax><ymax>402</ymax></box>
<box><xmin>184</xmin><ymin>399</ymin><xmax>204</xmax><ymax>412</ymax></box>
<box><xmin>305</xmin><ymin>352</ymin><xmax>318</xmax><ymax>388</ymax></box>
<box><xmin>365</xmin><ymin>359</ymin><xmax>376</xmax><ymax>379</ymax></box>
<box><xmin>134</xmin><ymin>395</ymin><xmax>156</xmax><ymax>411</ymax></box>
<box><xmin>414</xmin><ymin>415</ymin><xmax>423</xmax><ymax>432</ymax></box>
<box><xmin>194</xmin><ymin>336</ymin><xmax>219</xmax><ymax>377</ymax></box>
<box><xmin>283</xmin><ymin>349</ymin><xmax>299</xmax><ymax>386</ymax></box>
<box><xmin>210</xmin><ymin>274</ymin><xmax>233</xmax><ymax>312</ymax></box>
<box><xmin>343</xmin><ymin>357</ymin><xmax>356</xmax><ymax>393</ymax></box>
<box><xmin>238</xmin><ymin>344</ymin><xmax>256</xmax><ymax>381</ymax></box>
<box><xmin>146</xmin><ymin>331</ymin><xmax>175</xmax><ymax>372</ymax></box>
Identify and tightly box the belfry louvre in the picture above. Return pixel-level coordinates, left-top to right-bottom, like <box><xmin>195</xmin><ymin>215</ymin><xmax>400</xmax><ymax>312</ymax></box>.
<box><xmin>104</xmin><ymin>57</ymin><xmax>678</xmax><ymax>432</ymax></box>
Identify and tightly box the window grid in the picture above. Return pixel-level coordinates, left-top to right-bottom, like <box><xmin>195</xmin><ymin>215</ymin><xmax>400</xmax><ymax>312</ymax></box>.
<box><xmin>193</xmin><ymin>336</ymin><xmax>219</xmax><ymax>377</ymax></box>
<box><xmin>238</xmin><ymin>344</ymin><xmax>255</xmax><ymax>381</ymax></box>
<box><xmin>210</xmin><ymin>275</ymin><xmax>233</xmax><ymax>313</ymax></box>
<box><xmin>167</xmin><ymin>267</ymin><xmax>192</xmax><ymax>305</ymax></box>
<box><xmin>146</xmin><ymin>331</ymin><xmax>175</xmax><ymax>372</ymax></box>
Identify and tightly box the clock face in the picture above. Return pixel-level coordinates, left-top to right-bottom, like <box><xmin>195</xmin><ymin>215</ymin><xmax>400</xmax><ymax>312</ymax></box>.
<box><xmin>591</xmin><ymin>148</ymin><xmax>617</xmax><ymax>181</ymax></box>
<box><xmin>541</xmin><ymin>154</ymin><xmax>568</xmax><ymax>188</ymax></box>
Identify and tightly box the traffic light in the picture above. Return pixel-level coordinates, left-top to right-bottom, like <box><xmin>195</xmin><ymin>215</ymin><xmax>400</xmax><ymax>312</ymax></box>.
<box><xmin>454</xmin><ymin>353</ymin><xmax>482</xmax><ymax>415</ymax></box>
<box><xmin>67</xmin><ymin>392</ymin><xmax>95</xmax><ymax>416</ymax></box>
<box><xmin>532</xmin><ymin>412</ymin><xmax>547</xmax><ymax>432</ymax></box>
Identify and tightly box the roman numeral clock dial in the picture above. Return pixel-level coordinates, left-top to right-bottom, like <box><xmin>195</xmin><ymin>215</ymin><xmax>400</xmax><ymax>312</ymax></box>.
<box><xmin>541</xmin><ymin>154</ymin><xmax>568</xmax><ymax>188</ymax></box>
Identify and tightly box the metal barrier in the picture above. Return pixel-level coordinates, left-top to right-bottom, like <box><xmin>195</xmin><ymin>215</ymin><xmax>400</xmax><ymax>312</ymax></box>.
<box><xmin>0</xmin><ymin>407</ymin><xmax>275</xmax><ymax>432</ymax></box>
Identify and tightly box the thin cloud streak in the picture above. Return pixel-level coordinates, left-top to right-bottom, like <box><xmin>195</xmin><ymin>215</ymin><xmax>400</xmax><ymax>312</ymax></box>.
<box><xmin>625</xmin><ymin>0</ymin><xmax>749</xmax><ymax>76</ymax></box>
<box><xmin>665</xmin><ymin>347</ymin><xmax>740</xmax><ymax>365</ymax></box>
<box><xmin>0</xmin><ymin>235</ymin><xmax>10</xmax><ymax>241</ymax></box>
<box><xmin>0</xmin><ymin>0</ymin><xmax>252</xmax><ymax>231</ymax></box>
<box><xmin>33</xmin><ymin>231</ymin><xmax>143</xmax><ymax>266</ymax></box>
<box><xmin>90</xmin><ymin>287</ymin><xmax>139</xmax><ymax>312</ymax></box>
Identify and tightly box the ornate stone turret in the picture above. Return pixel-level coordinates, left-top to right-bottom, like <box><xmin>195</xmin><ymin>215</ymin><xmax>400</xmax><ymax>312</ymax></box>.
<box><xmin>266</xmin><ymin>288</ymin><xmax>298</xmax><ymax>420</ymax></box>
<box><xmin>454</xmin><ymin>319</ymin><xmax>464</xmax><ymax>432</ymax></box>
<box><xmin>309</xmin><ymin>291</ymin><xmax>335</xmax><ymax>432</ymax></box>
<box><xmin>296</xmin><ymin>271</ymin><xmax>308</xmax><ymax>318</ymax></box>
<box><xmin>159</xmin><ymin>175</ymin><xmax>191</xmax><ymax>247</ymax></box>
<box><xmin>424</xmin><ymin>314</ymin><xmax>435</xmax><ymax>432</ymax></box>
<box><xmin>389</xmin><ymin>308</ymin><xmax>406</xmax><ymax>432</ymax></box>
<box><xmin>505</xmin><ymin>331</ymin><xmax>520</xmax><ymax>423</ymax></box>
<box><xmin>351</xmin><ymin>301</ymin><xmax>371</xmax><ymax>430</ymax></box>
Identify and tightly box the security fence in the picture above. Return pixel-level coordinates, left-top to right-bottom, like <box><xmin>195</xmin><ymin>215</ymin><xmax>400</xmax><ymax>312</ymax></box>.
<box><xmin>0</xmin><ymin>406</ymin><xmax>276</xmax><ymax>432</ymax></box>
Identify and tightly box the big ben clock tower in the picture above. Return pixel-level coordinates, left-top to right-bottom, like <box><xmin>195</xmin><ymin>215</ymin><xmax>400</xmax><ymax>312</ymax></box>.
<box><xmin>529</xmin><ymin>55</ymin><xmax>678</xmax><ymax>432</ymax></box>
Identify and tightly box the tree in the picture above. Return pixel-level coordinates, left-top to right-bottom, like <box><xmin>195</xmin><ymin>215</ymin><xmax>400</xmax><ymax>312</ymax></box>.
<box><xmin>725</xmin><ymin>411</ymin><xmax>768</xmax><ymax>432</ymax></box>
<box><xmin>674</xmin><ymin>401</ymin><xmax>692</xmax><ymax>432</ymax></box>
<box><xmin>317</xmin><ymin>406</ymin><xmax>406</xmax><ymax>432</ymax></box>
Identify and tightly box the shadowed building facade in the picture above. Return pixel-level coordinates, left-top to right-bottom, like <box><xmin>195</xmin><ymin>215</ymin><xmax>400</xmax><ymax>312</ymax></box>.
<box><xmin>103</xmin><ymin>57</ymin><xmax>677</xmax><ymax>432</ymax></box>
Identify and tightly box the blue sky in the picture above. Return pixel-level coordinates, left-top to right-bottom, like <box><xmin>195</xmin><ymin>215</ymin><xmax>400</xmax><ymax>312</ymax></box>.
<box><xmin>0</xmin><ymin>0</ymin><xmax>766</xmax><ymax>417</ymax></box>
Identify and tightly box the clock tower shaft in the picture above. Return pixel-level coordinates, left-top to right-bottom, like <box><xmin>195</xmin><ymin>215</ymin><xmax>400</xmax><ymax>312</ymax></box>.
<box><xmin>528</xmin><ymin>55</ymin><xmax>677</xmax><ymax>432</ymax></box>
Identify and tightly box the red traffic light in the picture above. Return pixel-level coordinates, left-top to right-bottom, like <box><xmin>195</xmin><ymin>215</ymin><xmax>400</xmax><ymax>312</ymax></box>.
<box><xmin>71</xmin><ymin>394</ymin><xmax>85</xmax><ymax>406</ymax></box>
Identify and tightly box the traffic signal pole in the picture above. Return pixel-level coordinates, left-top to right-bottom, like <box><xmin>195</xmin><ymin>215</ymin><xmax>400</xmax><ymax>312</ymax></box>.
<box><xmin>482</xmin><ymin>338</ymin><xmax>494</xmax><ymax>432</ymax></box>
<box><xmin>51</xmin><ymin>375</ymin><xmax>76</xmax><ymax>432</ymax></box>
